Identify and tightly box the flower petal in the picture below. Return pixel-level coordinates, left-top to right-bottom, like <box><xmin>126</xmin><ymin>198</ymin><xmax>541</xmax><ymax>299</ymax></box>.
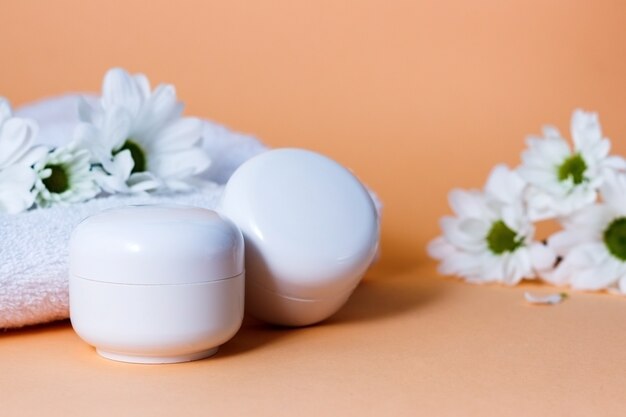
<box><xmin>127</xmin><ymin>171</ymin><xmax>161</xmax><ymax>192</ymax></box>
<box><xmin>566</xmin><ymin>243</ymin><xmax>621</xmax><ymax>290</ymax></box>
<box><xmin>0</xmin><ymin>165</ymin><xmax>36</xmax><ymax>214</ymax></box>
<box><xmin>571</xmin><ymin>109</ymin><xmax>602</xmax><ymax>153</ymax></box>
<box><xmin>78</xmin><ymin>96</ymin><xmax>97</xmax><ymax>124</ymax></box>
<box><xmin>560</xmin><ymin>201</ymin><xmax>614</xmax><ymax>235</ymax></box>
<box><xmin>133</xmin><ymin>73</ymin><xmax>151</xmax><ymax>101</ymax></box>
<box><xmin>102</xmin><ymin>68</ymin><xmax>143</xmax><ymax>116</ymax></box>
<box><xmin>133</xmin><ymin>84</ymin><xmax>182</xmax><ymax>139</ymax></box>
<box><xmin>448</xmin><ymin>189</ymin><xmax>490</xmax><ymax>219</ymax></box>
<box><xmin>600</xmin><ymin>171</ymin><xmax>626</xmax><ymax>211</ymax></box>
<box><xmin>104</xmin><ymin>150</ymin><xmax>134</xmax><ymax>186</ymax></box>
<box><xmin>501</xmin><ymin>250</ymin><xmax>532</xmax><ymax>285</ymax></box>
<box><xmin>151</xmin><ymin>117</ymin><xmax>202</xmax><ymax>152</ymax></box>
<box><xmin>440</xmin><ymin>216</ymin><xmax>488</xmax><ymax>253</ymax></box>
<box><xmin>524</xmin><ymin>292</ymin><xmax>566</xmax><ymax>305</ymax></box>
<box><xmin>521</xmin><ymin>135</ymin><xmax>570</xmax><ymax>168</ymax></box>
<box><xmin>427</xmin><ymin>236</ymin><xmax>455</xmax><ymax>260</ymax></box>
<box><xmin>618</xmin><ymin>276</ymin><xmax>626</xmax><ymax>294</ymax></box>
<box><xmin>547</xmin><ymin>233</ymin><xmax>584</xmax><ymax>261</ymax></box>
<box><xmin>0</xmin><ymin>118</ymin><xmax>38</xmax><ymax>168</ymax></box>
<box><xmin>603</xmin><ymin>155</ymin><xmax>626</xmax><ymax>172</ymax></box>
<box><xmin>439</xmin><ymin>250</ymin><xmax>485</xmax><ymax>279</ymax></box>
<box><xmin>149</xmin><ymin>147</ymin><xmax>211</xmax><ymax>180</ymax></box>
<box><xmin>484</xmin><ymin>164</ymin><xmax>526</xmax><ymax>205</ymax></box>
<box><xmin>102</xmin><ymin>106</ymin><xmax>132</xmax><ymax>151</ymax></box>
<box><xmin>0</xmin><ymin>97</ymin><xmax>12</xmax><ymax>124</ymax></box>
<box><xmin>529</xmin><ymin>241</ymin><xmax>557</xmax><ymax>272</ymax></box>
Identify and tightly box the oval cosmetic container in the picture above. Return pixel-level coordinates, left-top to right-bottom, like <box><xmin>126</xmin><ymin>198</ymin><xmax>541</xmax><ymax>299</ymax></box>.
<box><xmin>69</xmin><ymin>205</ymin><xmax>244</xmax><ymax>364</ymax></box>
<box><xmin>220</xmin><ymin>148</ymin><xmax>379</xmax><ymax>326</ymax></box>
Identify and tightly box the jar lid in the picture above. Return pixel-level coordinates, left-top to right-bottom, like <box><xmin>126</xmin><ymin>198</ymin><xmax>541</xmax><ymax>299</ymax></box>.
<box><xmin>70</xmin><ymin>205</ymin><xmax>244</xmax><ymax>285</ymax></box>
<box><xmin>219</xmin><ymin>148</ymin><xmax>379</xmax><ymax>301</ymax></box>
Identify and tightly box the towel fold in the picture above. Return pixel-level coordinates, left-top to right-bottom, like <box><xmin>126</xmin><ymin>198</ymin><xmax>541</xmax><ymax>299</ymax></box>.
<box><xmin>0</xmin><ymin>94</ymin><xmax>267</xmax><ymax>328</ymax></box>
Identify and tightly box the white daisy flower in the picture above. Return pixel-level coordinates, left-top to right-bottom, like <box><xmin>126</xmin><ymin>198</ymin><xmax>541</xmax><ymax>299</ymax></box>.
<box><xmin>0</xmin><ymin>165</ymin><xmax>38</xmax><ymax>214</ymax></box>
<box><xmin>77</xmin><ymin>67</ymin><xmax>211</xmax><ymax>193</ymax></box>
<box><xmin>33</xmin><ymin>140</ymin><xmax>100</xmax><ymax>208</ymax></box>
<box><xmin>544</xmin><ymin>171</ymin><xmax>626</xmax><ymax>293</ymax></box>
<box><xmin>428</xmin><ymin>165</ymin><xmax>555</xmax><ymax>285</ymax></box>
<box><xmin>0</xmin><ymin>98</ymin><xmax>47</xmax><ymax>213</ymax></box>
<box><xmin>518</xmin><ymin>109</ymin><xmax>625</xmax><ymax>221</ymax></box>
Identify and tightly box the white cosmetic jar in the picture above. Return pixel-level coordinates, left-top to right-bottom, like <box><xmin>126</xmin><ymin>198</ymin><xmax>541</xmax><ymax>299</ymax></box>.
<box><xmin>69</xmin><ymin>205</ymin><xmax>244</xmax><ymax>364</ymax></box>
<box><xmin>220</xmin><ymin>148</ymin><xmax>379</xmax><ymax>326</ymax></box>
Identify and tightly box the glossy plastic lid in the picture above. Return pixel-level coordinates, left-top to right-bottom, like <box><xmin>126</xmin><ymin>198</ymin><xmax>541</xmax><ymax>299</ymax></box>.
<box><xmin>219</xmin><ymin>148</ymin><xmax>379</xmax><ymax>301</ymax></box>
<box><xmin>70</xmin><ymin>205</ymin><xmax>244</xmax><ymax>285</ymax></box>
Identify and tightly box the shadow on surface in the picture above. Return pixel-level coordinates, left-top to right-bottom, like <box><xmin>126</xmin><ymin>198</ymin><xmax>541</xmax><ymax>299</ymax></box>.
<box><xmin>217</xmin><ymin>315</ymin><xmax>299</xmax><ymax>358</ymax></box>
<box><xmin>0</xmin><ymin>243</ymin><xmax>435</xmax><ymax>357</ymax></box>
<box><xmin>1</xmin><ymin>319</ymin><xmax>70</xmax><ymax>337</ymax></box>
<box><xmin>219</xmin><ymin>263</ymin><xmax>441</xmax><ymax>356</ymax></box>
<box><xmin>373</xmin><ymin>233</ymin><xmax>422</xmax><ymax>276</ymax></box>
<box><xmin>326</xmin><ymin>267</ymin><xmax>441</xmax><ymax>326</ymax></box>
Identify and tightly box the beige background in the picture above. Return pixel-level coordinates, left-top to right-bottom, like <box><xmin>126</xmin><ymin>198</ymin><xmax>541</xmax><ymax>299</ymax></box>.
<box><xmin>2</xmin><ymin>1</ymin><xmax>626</xmax><ymax>415</ymax></box>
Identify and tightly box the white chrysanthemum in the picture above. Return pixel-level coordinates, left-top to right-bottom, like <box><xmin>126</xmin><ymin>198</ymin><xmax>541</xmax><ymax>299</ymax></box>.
<box><xmin>33</xmin><ymin>140</ymin><xmax>99</xmax><ymax>208</ymax></box>
<box><xmin>77</xmin><ymin>67</ymin><xmax>211</xmax><ymax>193</ymax></box>
<box><xmin>544</xmin><ymin>172</ymin><xmax>626</xmax><ymax>293</ymax></box>
<box><xmin>518</xmin><ymin>109</ymin><xmax>625</xmax><ymax>221</ymax></box>
<box><xmin>0</xmin><ymin>98</ymin><xmax>47</xmax><ymax>213</ymax></box>
<box><xmin>428</xmin><ymin>165</ymin><xmax>555</xmax><ymax>285</ymax></box>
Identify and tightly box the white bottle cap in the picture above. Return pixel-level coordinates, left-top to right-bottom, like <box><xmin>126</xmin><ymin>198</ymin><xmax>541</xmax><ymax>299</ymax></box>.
<box><xmin>220</xmin><ymin>148</ymin><xmax>379</xmax><ymax>326</ymax></box>
<box><xmin>70</xmin><ymin>205</ymin><xmax>244</xmax><ymax>285</ymax></box>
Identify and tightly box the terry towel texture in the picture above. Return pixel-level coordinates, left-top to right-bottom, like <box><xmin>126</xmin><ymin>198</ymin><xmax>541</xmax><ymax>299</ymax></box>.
<box><xmin>0</xmin><ymin>95</ymin><xmax>267</xmax><ymax>328</ymax></box>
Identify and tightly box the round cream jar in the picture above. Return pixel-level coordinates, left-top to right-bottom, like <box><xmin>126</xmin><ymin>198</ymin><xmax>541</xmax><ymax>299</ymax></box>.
<box><xmin>69</xmin><ymin>205</ymin><xmax>244</xmax><ymax>364</ymax></box>
<box><xmin>220</xmin><ymin>148</ymin><xmax>379</xmax><ymax>326</ymax></box>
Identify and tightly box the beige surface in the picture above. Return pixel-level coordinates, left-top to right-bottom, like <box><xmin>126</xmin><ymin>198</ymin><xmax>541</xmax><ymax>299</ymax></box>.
<box><xmin>2</xmin><ymin>263</ymin><xmax>626</xmax><ymax>417</ymax></box>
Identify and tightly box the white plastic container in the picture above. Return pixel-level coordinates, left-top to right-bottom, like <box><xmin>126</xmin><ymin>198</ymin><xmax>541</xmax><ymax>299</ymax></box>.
<box><xmin>69</xmin><ymin>205</ymin><xmax>244</xmax><ymax>364</ymax></box>
<box><xmin>220</xmin><ymin>148</ymin><xmax>379</xmax><ymax>326</ymax></box>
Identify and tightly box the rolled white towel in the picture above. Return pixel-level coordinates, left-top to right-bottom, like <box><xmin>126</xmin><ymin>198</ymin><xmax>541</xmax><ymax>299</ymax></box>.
<box><xmin>0</xmin><ymin>94</ymin><xmax>267</xmax><ymax>329</ymax></box>
<box><xmin>0</xmin><ymin>184</ymin><xmax>227</xmax><ymax>329</ymax></box>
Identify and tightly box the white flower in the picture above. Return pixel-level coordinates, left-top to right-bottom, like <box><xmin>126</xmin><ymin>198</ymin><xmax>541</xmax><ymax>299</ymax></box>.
<box><xmin>77</xmin><ymin>68</ymin><xmax>211</xmax><ymax>193</ymax></box>
<box><xmin>0</xmin><ymin>165</ymin><xmax>38</xmax><ymax>214</ymax></box>
<box><xmin>518</xmin><ymin>109</ymin><xmax>625</xmax><ymax>221</ymax></box>
<box><xmin>544</xmin><ymin>171</ymin><xmax>626</xmax><ymax>293</ymax></box>
<box><xmin>428</xmin><ymin>165</ymin><xmax>555</xmax><ymax>285</ymax></box>
<box><xmin>33</xmin><ymin>140</ymin><xmax>99</xmax><ymax>208</ymax></box>
<box><xmin>0</xmin><ymin>98</ymin><xmax>47</xmax><ymax>213</ymax></box>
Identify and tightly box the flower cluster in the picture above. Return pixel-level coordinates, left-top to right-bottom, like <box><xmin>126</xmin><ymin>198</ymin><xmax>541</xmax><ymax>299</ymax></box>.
<box><xmin>0</xmin><ymin>68</ymin><xmax>210</xmax><ymax>213</ymax></box>
<box><xmin>429</xmin><ymin>110</ymin><xmax>626</xmax><ymax>294</ymax></box>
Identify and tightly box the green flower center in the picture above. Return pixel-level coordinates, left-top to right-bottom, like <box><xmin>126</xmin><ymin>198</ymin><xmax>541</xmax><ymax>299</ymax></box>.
<box><xmin>486</xmin><ymin>220</ymin><xmax>524</xmax><ymax>255</ymax></box>
<box><xmin>42</xmin><ymin>164</ymin><xmax>69</xmax><ymax>193</ymax></box>
<box><xmin>604</xmin><ymin>217</ymin><xmax>626</xmax><ymax>261</ymax></box>
<box><xmin>115</xmin><ymin>139</ymin><xmax>146</xmax><ymax>174</ymax></box>
<box><xmin>557</xmin><ymin>153</ymin><xmax>587</xmax><ymax>185</ymax></box>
